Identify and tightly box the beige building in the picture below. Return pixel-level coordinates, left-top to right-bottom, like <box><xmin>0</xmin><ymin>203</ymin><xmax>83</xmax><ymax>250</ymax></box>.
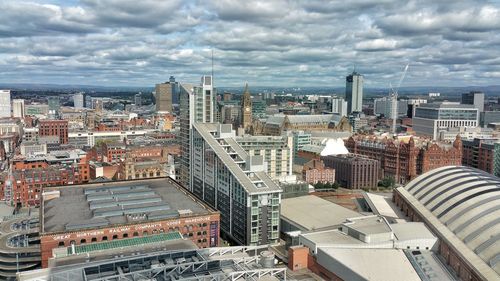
<box><xmin>235</xmin><ymin>135</ymin><xmax>293</xmax><ymax>178</ymax></box>
<box><xmin>155</xmin><ymin>83</ymin><xmax>173</xmax><ymax>113</ymax></box>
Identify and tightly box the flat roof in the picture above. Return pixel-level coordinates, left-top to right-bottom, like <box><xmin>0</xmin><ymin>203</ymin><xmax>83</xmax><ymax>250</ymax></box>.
<box><xmin>42</xmin><ymin>178</ymin><xmax>215</xmax><ymax>234</ymax></box>
<box><xmin>318</xmin><ymin>248</ymin><xmax>421</xmax><ymax>281</ymax></box>
<box><xmin>281</xmin><ymin>195</ymin><xmax>361</xmax><ymax>231</ymax></box>
<box><xmin>362</xmin><ymin>192</ymin><xmax>406</xmax><ymax>220</ymax></box>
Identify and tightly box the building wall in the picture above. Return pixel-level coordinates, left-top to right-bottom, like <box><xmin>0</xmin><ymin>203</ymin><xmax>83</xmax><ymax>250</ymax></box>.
<box><xmin>155</xmin><ymin>83</ymin><xmax>173</xmax><ymax>113</ymax></box>
<box><xmin>39</xmin><ymin>120</ymin><xmax>68</xmax><ymax>144</ymax></box>
<box><xmin>462</xmin><ymin>139</ymin><xmax>497</xmax><ymax>174</ymax></box>
<box><xmin>191</xmin><ymin>125</ymin><xmax>281</xmax><ymax>246</ymax></box>
<box><xmin>393</xmin><ymin>190</ymin><xmax>484</xmax><ymax>281</ymax></box>
<box><xmin>40</xmin><ymin>213</ymin><xmax>220</xmax><ymax>268</ymax></box>
<box><xmin>345</xmin><ymin>136</ymin><xmax>462</xmax><ymax>184</ymax></box>
<box><xmin>0</xmin><ymin>90</ymin><xmax>11</xmax><ymax>118</ymax></box>
<box><xmin>322</xmin><ymin>154</ymin><xmax>379</xmax><ymax>189</ymax></box>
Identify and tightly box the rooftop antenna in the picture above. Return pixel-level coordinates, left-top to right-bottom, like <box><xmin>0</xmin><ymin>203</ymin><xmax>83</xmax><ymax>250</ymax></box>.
<box><xmin>211</xmin><ymin>49</ymin><xmax>214</xmax><ymax>80</ymax></box>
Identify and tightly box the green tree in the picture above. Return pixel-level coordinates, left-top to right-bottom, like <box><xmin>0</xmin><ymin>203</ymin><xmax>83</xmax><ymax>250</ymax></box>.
<box><xmin>378</xmin><ymin>176</ymin><xmax>396</xmax><ymax>189</ymax></box>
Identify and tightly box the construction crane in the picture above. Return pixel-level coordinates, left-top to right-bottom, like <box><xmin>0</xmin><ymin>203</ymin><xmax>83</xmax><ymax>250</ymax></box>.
<box><xmin>390</xmin><ymin>63</ymin><xmax>409</xmax><ymax>135</ymax></box>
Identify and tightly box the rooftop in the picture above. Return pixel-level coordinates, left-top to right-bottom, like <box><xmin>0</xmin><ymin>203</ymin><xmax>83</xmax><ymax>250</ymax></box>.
<box><xmin>281</xmin><ymin>195</ymin><xmax>361</xmax><ymax>231</ymax></box>
<box><xmin>318</xmin><ymin>248</ymin><xmax>421</xmax><ymax>281</ymax></box>
<box><xmin>42</xmin><ymin>178</ymin><xmax>215</xmax><ymax>234</ymax></box>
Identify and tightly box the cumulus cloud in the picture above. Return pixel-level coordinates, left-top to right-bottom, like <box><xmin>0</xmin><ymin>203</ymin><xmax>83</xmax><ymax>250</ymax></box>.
<box><xmin>0</xmin><ymin>0</ymin><xmax>498</xmax><ymax>87</ymax></box>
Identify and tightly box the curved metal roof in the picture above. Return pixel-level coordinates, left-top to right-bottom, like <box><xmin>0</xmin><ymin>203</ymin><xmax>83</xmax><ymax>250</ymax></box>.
<box><xmin>404</xmin><ymin>166</ymin><xmax>500</xmax><ymax>275</ymax></box>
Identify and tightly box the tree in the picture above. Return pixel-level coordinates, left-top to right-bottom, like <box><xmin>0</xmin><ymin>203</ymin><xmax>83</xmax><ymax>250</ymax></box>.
<box><xmin>378</xmin><ymin>176</ymin><xmax>396</xmax><ymax>189</ymax></box>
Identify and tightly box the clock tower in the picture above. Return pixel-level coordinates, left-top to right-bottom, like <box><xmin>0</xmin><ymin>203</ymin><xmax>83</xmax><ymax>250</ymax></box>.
<box><xmin>241</xmin><ymin>83</ymin><xmax>252</xmax><ymax>131</ymax></box>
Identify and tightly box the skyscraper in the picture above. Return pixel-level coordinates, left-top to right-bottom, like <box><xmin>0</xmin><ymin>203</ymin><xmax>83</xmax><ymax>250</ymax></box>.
<box><xmin>155</xmin><ymin>78</ymin><xmax>180</xmax><ymax>113</ymax></box>
<box><xmin>134</xmin><ymin>93</ymin><xmax>142</xmax><ymax>106</ymax></box>
<box><xmin>240</xmin><ymin>83</ymin><xmax>252</xmax><ymax>130</ymax></box>
<box><xmin>179</xmin><ymin>75</ymin><xmax>216</xmax><ymax>188</ymax></box>
<box><xmin>47</xmin><ymin>96</ymin><xmax>60</xmax><ymax>118</ymax></box>
<box><xmin>0</xmin><ymin>90</ymin><xmax>11</xmax><ymax>118</ymax></box>
<box><xmin>461</xmin><ymin>91</ymin><xmax>485</xmax><ymax>112</ymax></box>
<box><xmin>345</xmin><ymin>71</ymin><xmax>363</xmax><ymax>113</ymax></box>
<box><xmin>331</xmin><ymin>97</ymin><xmax>348</xmax><ymax>117</ymax></box>
<box><xmin>12</xmin><ymin>99</ymin><xmax>25</xmax><ymax>118</ymax></box>
<box><xmin>73</xmin><ymin>93</ymin><xmax>85</xmax><ymax>109</ymax></box>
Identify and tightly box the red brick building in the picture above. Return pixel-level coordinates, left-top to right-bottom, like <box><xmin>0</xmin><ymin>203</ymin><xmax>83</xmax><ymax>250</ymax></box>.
<box><xmin>302</xmin><ymin>159</ymin><xmax>335</xmax><ymax>184</ymax></box>
<box><xmin>39</xmin><ymin>178</ymin><xmax>220</xmax><ymax>268</ymax></box>
<box><xmin>462</xmin><ymin>138</ymin><xmax>498</xmax><ymax>175</ymax></box>
<box><xmin>39</xmin><ymin>120</ymin><xmax>68</xmax><ymax>144</ymax></box>
<box><xmin>345</xmin><ymin>135</ymin><xmax>462</xmax><ymax>184</ymax></box>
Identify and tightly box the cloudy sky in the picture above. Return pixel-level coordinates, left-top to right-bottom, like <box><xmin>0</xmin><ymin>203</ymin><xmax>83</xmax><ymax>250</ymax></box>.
<box><xmin>1</xmin><ymin>0</ymin><xmax>500</xmax><ymax>88</ymax></box>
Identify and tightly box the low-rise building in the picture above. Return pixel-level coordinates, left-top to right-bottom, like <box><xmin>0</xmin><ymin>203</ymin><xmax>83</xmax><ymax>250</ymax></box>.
<box><xmin>39</xmin><ymin>178</ymin><xmax>220</xmax><ymax>268</ymax></box>
<box><xmin>302</xmin><ymin>159</ymin><xmax>335</xmax><ymax>184</ymax></box>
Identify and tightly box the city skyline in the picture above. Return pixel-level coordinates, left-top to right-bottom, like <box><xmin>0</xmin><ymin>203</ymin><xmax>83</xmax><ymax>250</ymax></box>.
<box><xmin>1</xmin><ymin>1</ymin><xmax>500</xmax><ymax>88</ymax></box>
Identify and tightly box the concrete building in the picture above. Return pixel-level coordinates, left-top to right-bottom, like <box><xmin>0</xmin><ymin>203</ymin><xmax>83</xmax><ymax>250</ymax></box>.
<box><xmin>73</xmin><ymin>92</ymin><xmax>85</xmax><ymax>109</ymax></box>
<box><xmin>407</xmin><ymin>98</ymin><xmax>428</xmax><ymax>118</ymax></box>
<box><xmin>179</xmin><ymin>76</ymin><xmax>216</xmax><ymax>188</ymax></box>
<box><xmin>190</xmin><ymin>123</ymin><xmax>281</xmax><ymax>246</ymax></box>
<box><xmin>374</xmin><ymin>97</ymin><xmax>408</xmax><ymax>117</ymax></box>
<box><xmin>39</xmin><ymin>178</ymin><xmax>220</xmax><ymax>268</ymax></box>
<box><xmin>47</xmin><ymin>96</ymin><xmax>60</xmax><ymax>118</ymax></box>
<box><xmin>235</xmin><ymin>134</ymin><xmax>293</xmax><ymax>178</ymax></box>
<box><xmin>393</xmin><ymin>166</ymin><xmax>500</xmax><ymax>281</ymax></box>
<box><xmin>12</xmin><ymin>98</ymin><xmax>25</xmax><ymax>118</ymax></box>
<box><xmin>321</xmin><ymin>154</ymin><xmax>380</xmax><ymax>189</ymax></box>
<box><xmin>346</xmin><ymin>135</ymin><xmax>463</xmax><ymax>184</ymax></box>
<box><xmin>413</xmin><ymin>103</ymin><xmax>479</xmax><ymax>140</ymax></box>
<box><xmin>134</xmin><ymin>93</ymin><xmax>142</xmax><ymax>106</ymax></box>
<box><xmin>20</xmin><ymin>142</ymin><xmax>47</xmax><ymax>156</ymax></box>
<box><xmin>480</xmin><ymin>111</ymin><xmax>500</xmax><ymax>127</ymax></box>
<box><xmin>462</xmin><ymin>138</ymin><xmax>500</xmax><ymax>176</ymax></box>
<box><xmin>19</xmin><ymin>244</ymin><xmax>287</xmax><ymax>281</ymax></box>
<box><xmin>438</xmin><ymin>126</ymin><xmax>495</xmax><ymax>141</ymax></box>
<box><xmin>38</xmin><ymin>120</ymin><xmax>68</xmax><ymax>144</ymax></box>
<box><xmin>68</xmin><ymin>129</ymin><xmax>152</xmax><ymax>148</ymax></box>
<box><xmin>0</xmin><ymin>211</ymin><xmax>40</xmax><ymax>279</ymax></box>
<box><xmin>258</xmin><ymin>114</ymin><xmax>351</xmax><ymax>136</ymax></box>
<box><xmin>0</xmin><ymin>90</ymin><xmax>11</xmax><ymax>118</ymax></box>
<box><xmin>292</xmin><ymin>131</ymin><xmax>311</xmax><ymax>160</ymax></box>
<box><xmin>288</xmin><ymin>215</ymin><xmax>452</xmax><ymax>281</ymax></box>
<box><xmin>345</xmin><ymin>72</ymin><xmax>363</xmax><ymax>113</ymax></box>
<box><xmin>155</xmin><ymin>81</ymin><xmax>176</xmax><ymax>113</ymax></box>
<box><xmin>462</xmin><ymin>91</ymin><xmax>485</xmax><ymax>112</ymax></box>
<box><xmin>331</xmin><ymin>97</ymin><xmax>348</xmax><ymax>117</ymax></box>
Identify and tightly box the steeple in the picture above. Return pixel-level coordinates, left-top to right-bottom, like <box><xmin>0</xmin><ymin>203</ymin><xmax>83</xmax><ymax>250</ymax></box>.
<box><xmin>241</xmin><ymin>82</ymin><xmax>252</xmax><ymax>131</ymax></box>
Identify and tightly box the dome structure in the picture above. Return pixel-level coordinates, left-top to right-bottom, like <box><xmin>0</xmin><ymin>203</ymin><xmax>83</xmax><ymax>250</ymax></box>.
<box><xmin>400</xmin><ymin>166</ymin><xmax>500</xmax><ymax>279</ymax></box>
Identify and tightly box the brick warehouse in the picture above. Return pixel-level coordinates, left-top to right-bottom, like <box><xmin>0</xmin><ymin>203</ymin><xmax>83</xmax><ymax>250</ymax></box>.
<box><xmin>345</xmin><ymin>134</ymin><xmax>462</xmax><ymax>184</ymax></box>
<box><xmin>39</xmin><ymin>178</ymin><xmax>220</xmax><ymax>268</ymax></box>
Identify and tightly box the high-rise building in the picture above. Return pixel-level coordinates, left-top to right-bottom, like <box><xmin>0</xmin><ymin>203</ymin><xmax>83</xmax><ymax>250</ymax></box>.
<box><xmin>191</xmin><ymin>123</ymin><xmax>281</xmax><ymax>245</ymax></box>
<box><xmin>12</xmin><ymin>99</ymin><xmax>25</xmax><ymax>118</ymax></box>
<box><xmin>0</xmin><ymin>90</ymin><xmax>11</xmax><ymax>118</ymax></box>
<box><xmin>461</xmin><ymin>91</ymin><xmax>484</xmax><ymax>112</ymax></box>
<box><xmin>85</xmin><ymin>94</ymin><xmax>92</xmax><ymax>108</ymax></box>
<box><xmin>48</xmin><ymin>96</ymin><xmax>60</xmax><ymax>118</ymax></box>
<box><xmin>134</xmin><ymin>93</ymin><xmax>142</xmax><ymax>106</ymax></box>
<box><xmin>235</xmin><ymin>134</ymin><xmax>293</xmax><ymax>178</ymax></box>
<box><xmin>374</xmin><ymin>97</ymin><xmax>408</xmax><ymax>117</ymax></box>
<box><xmin>179</xmin><ymin>76</ymin><xmax>216</xmax><ymax>188</ymax></box>
<box><xmin>155</xmin><ymin>78</ymin><xmax>179</xmax><ymax>112</ymax></box>
<box><xmin>73</xmin><ymin>93</ymin><xmax>85</xmax><ymax>109</ymax></box>
<box><xmin>345</xmin><ymin>72</ymin><xmax>363</xmax><ymax>113</ymax></box>
<box><xmin>331</xmin><ymin>97</ymin><xmax>348</xmax><ymax>117</ymax></box>
<box><xmin>413</xmin><ymin>103</ymin><xmax>479</xmax><ymax>140</ymax></box>
<box><xmin>240</xmin><ymin>83</ymin><xmax>252</xmax><ymax>130</ymax></box>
